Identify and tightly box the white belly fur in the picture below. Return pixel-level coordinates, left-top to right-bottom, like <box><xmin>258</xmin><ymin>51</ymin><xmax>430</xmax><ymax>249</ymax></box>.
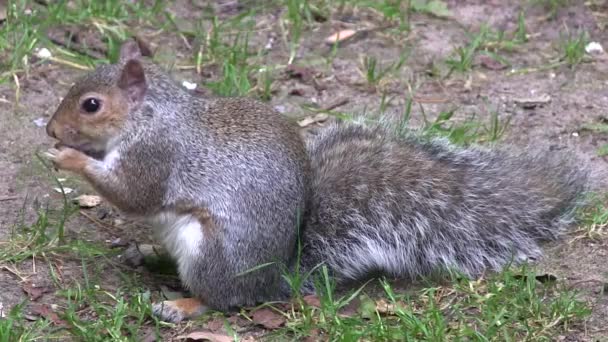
<box><xmin>149</xmin><ymin>212</ymin><xmax>204</xmax><ymax>283</ymax></box>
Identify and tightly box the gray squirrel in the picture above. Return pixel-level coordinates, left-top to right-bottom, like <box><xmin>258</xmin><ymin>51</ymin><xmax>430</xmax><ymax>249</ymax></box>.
<box><xmin>44</xmin><ymin>39</ymin><xmax>590</xmax><ymax>323</ymax></box>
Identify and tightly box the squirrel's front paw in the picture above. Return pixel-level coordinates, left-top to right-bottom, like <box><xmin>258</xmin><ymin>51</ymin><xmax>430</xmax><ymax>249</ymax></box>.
<box><xmin>44</xmin><ymin>147</ymin><xmax>89</xmax><ymax>173</ymax></box>
<box><xmin>152</xmin><ymin>298</ymin><xmax>208</xmax><ymax>323</ymax></box>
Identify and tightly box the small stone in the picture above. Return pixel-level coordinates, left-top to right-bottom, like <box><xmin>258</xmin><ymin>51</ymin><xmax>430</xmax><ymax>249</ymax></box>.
<box><xmin>74</xmin><ymin>194</ymin><xmax>102</xmax><ymax>208</ymax></box>
<box><xmin>325</xmin><ymin>29</ymin><xmax>357</xmax><ymax>44</ymax></box>
<box><xmin>33</xmin><ymin>118</ymin><xmax>47</xmax><ymax>127</ymax></box>
<box><xmin>53</xmin><ymin>187</ymin><xmax>74</xmax><ymax>194</ymax></box>
<box><xmin>585</xmin><ymin>42</ymin><xmax>604</xmax><ymax>55</ymax></box>
<box><xmin>182</xmin><ymin>81</ymin><xmax>197</xmax><ymax>90</ymax></box>
<box><xmin>35</xmin><ymin>48</ymin><xmax>52</xmax><ymax>59</ymax></box>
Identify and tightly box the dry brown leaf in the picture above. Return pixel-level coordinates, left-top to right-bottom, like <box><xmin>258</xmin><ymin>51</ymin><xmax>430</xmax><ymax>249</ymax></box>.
<box><xmin>206</xmin><ymin>317</ymin><xmax>226</xmax><ymax>332</ymax></box>
<box><xmin>325</xmin><ymin>29</ymin><xmax>357</xmax><ymax>44</ymax></box>
<box><xmin>338</xmin><ymin>297</ymin><xmax>360</xmax><ymax>318</ymax></box>
<box><xmin>302</xmin><ymin>294</ymin><xmax>321</xmax><ymax>308</ymax></box>
<box><xmin>478</xmin><ymin>55</ymin><xmax>507</xmax><ymax>70</ymax></box>
<box><xmin>22</xmin><ymin>281</ymin><xmax>50</xmax><ymax>301</ymax></box>
<box><xmin>375</xmin><ymin>298</ymin><xmax>406</xmax><ymax>315</ymax></box>
<box><xmin>30</xmin><ymin>303</ymin><xmax>69</xmax><ymax>327</ymax></box>
<box><xmin>74</xmin><ymin>194</ymin><xmax>102</xmax><ymax>208</ymax></box>
<box><xmin>227</xmin><ymin>314</ymin><xmax>251</xmax><ymax>327</ymax></box>
<box><xmin>302</xmin><ymin>328</ymin><xmax>322</xmax><ymax>342</ymax></box>
<box><xmin>251</xmin><ymin>307</ymin><xmax>286</xmax><ymax>330</ymax></box>
<box><xmin>177</xmin><ymin>331</ymin><xmax>233</xmax><ymax>342</ymax></box>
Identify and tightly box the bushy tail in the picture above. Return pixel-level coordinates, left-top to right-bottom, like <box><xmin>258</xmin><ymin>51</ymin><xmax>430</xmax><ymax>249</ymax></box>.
<box><xmin>301</xmin><ymin>121</ymin><xmax>590</xmax><ymax>283</ymax></box>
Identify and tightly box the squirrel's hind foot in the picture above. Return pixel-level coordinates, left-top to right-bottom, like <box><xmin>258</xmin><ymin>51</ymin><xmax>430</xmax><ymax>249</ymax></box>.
<box><xmin>152</xmin><ymin>298</ymin><xmax>208</xmax><ymax>323</ymax></box>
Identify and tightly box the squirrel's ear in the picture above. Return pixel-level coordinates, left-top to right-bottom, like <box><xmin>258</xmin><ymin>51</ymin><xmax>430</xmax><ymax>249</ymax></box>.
<box><xmin>119</xmin><ymin>37</ymin><xmax>153</xmax><ymax>62</ymax></box>
<box><xmin>118</xmin><ymin>59</ymin><xmax>147</xmax><ymax>105</ymax></box>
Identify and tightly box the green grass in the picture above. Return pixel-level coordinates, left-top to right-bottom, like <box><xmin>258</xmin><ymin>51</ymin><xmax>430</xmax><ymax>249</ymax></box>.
<box><xmin>580</xmin><ymin>123</ymin><xmax>608</xmax><ymax>157</ymax></box>
<box><xmin>445</xmin><ymin>19</ymin><xmax>529</xmax><ymax>75</ymax></box>
<box><xmin>560</xmin><ymin>30</ymin><xmax>589</xmax><ymax>68</ymax></box>
<box><xmin>269</xmin><ymin>266</ymin><xmax>590</xmax><ymax>341</ymax></box>
<box><xmin>360</xmin><ymin>49</ymin><xmax>409</xmax><ymax>89</ymax></box>
<box><xmin>0</xmin><ymin>0</ymin><xmax>164</xmax><ymax>83</ymax></box>
<box><xmin>0</xmin><ymin>302</ymin><xmax>50</xmax><ymax>342</ymax></box>
<box><xmin>598</xmin><ymin>144</ymin><xmax>608</xmax><ymax>157</ymax></box>
<box><xmin>574</xmin><ymin>193</ymin><xmax>608</xmax><ymax>241</ymax></box>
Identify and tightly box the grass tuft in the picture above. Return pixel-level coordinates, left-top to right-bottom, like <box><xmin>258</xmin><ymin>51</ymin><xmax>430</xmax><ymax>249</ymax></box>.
<box><xmin>272</xmin><ymin>266</ymin><xmax>590</xmax><ymax>341</ymax></box>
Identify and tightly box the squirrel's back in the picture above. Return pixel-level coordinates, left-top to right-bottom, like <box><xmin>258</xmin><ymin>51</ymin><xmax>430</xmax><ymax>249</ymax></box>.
<box><xmin>301</xmin><ymin>121</ymin><xmax>589</xmax><ymax>282</ymax></box>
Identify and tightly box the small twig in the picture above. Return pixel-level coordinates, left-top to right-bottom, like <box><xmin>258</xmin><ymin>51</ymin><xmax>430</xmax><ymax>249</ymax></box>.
<box><xmin>47</xmin><ymin>36</ymin><xmax>106</xmax><ymax>61</ymax></box>
<box><xmin>79</xmin><ymin>210</ymin><xmax>120</xmax><ymax>235</ymax></box>
<box><xmin>0</xmin><ymin>196</ymin><xmax>19</xmax><ymax>202</ymax></box>
<box><xmin>48</xmin><ymin>56</ymin><xmax>91</xmax><ymax>70</ymax></box>
<box><xmin>1</xmin><ymin>265</ymin><xmax>28</xmax><ymax>282</ymax></box>
<box><xmin>321</xmin><ymin>97</ymin><xmax>349</xmax><ymax>111</ymax></box>
<box><xmin>413</xmin><ymin>96</ymin><xmax>449</xmax><ymax>104</ymax></box>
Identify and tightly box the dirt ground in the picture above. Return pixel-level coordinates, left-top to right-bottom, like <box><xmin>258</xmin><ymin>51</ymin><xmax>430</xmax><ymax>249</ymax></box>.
<box><xmin>1</xmin><ymin>0</ymin><xmax>608</xmax><ymax>341</ymax></box>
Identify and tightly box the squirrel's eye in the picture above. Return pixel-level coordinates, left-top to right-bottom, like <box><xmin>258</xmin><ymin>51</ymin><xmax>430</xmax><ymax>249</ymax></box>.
<box><xmin>81</xmin><ymin>98</ymin><xmax>101</xmax><ymax>113</ymax></box>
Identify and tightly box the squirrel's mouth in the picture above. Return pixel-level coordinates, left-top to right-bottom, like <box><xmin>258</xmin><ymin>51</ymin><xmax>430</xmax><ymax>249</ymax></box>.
<box><xmin>54</xmin><ymin>142</ymin><xmax>106</xmax><ymax>160</ymax></box>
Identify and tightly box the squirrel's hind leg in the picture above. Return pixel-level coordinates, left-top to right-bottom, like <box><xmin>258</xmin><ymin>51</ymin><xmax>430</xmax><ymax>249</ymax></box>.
<box><xmin>152</xmin><ymin>298</ymin><xmax>208</xmax><ymax>323</ymax></box>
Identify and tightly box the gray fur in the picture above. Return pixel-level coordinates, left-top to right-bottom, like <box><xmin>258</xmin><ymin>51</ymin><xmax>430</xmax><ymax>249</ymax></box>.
<box><xmin>54</xmin><ymin>57</ymin><xmax>590</xmax><ymax>319</ymax></box>
<box><xmin>301</xmin><ymin>121</ymin><xmax>589</xmax><ymax>284</ymax></box>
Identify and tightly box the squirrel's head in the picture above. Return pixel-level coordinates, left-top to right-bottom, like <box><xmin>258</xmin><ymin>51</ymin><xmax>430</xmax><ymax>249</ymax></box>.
<box><xmin>46</xmin><ymin>38</ymin><xmax>153</xmax><ymax>158</ymax></box>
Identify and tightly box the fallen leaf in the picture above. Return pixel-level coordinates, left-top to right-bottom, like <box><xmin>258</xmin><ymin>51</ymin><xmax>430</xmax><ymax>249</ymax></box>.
<box><xmin>285</xmin><ymin>65</ymin><xmax>314</xmax><ymax>83</ymax></box>
<box><xmin>141</xmin><ymin>331</ymin><xmax>158</xmax><ymax>342</ymax></box>
<box><xmin>302</xmin><ymin>328</ymin><xmax>322</xmax><ymax>342</ymax></box>
<box><xmin>206</xmin><ymin>317</ymin><xmax>226</xmax><ymax>332</ymax></box>
<box><xmin>251</xmin><ymin>307</ymin><xmax>286</xmax><ymax>330</ymax></box>
<box><xmin>325</xmin><ymin>29</ymin><xmax>357</xmax><ymax>45</ymax></box>
<box><xmin>478</xmin><ymin>55</ymin><xmax>508</xmax><ymax>70</ymax></box>
<box><xmin>30</xmin><ymin>303</ymin><xmax>69</xmax><ymax>327</ymax></box>
<box><xmin>176</xmin><ymin>331</ymin><xmax>233</xmax><ymax>342</ymax></box>
<box><xmin>74</xmin><ymin>194</ymin><xmax>102</xmax><ymax>208</ymax></box>
<box><xmin>302</xmin><ymin>294</ymin><xmax>321</xmax><ymax>308</ymax></box>
<box><xmin>227</xmin><ymin>314</ymin><xmax>252</xmax><ymax>328</ymax></box>
<box><xmin>338</xmin><ymin>297</ymin><xmax>360</xmax><ymax>318</ymax></box>
<box><xmin>375</xmin><ymin>298</ymin><xmax>406</xmax><ymax>315</ymax></box>
<box><xmin>22</xmin><ymin>281</ymin><xmax>50</xmax><ymax>301</ymax></box>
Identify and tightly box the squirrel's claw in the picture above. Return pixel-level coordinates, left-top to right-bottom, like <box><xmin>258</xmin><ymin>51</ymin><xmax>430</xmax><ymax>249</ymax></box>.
<box><xmin>43</xmin><ymin>148</ymin><xmax>61</xmax><ymax>171</ymax></box>
<box><xmin>43</xmin><ymin>148</ymin><xmax>61</xmax><ymax>161</ymax></box>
